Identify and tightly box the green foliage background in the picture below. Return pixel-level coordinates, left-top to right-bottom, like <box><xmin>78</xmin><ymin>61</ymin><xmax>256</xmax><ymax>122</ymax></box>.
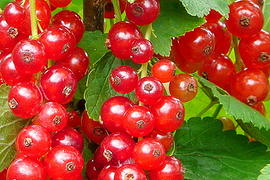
<box><xmin>1</xmin><ymin>0</ymin><xmax>270</xmax><ymax>179</ymax></box>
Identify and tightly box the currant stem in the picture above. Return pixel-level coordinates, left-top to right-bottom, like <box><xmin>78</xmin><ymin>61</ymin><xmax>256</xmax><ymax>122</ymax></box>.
<box><xmin>29</xmin><ymin>0</ymin><xmax>39</xmax><ymax>39</ymax></box>
<box><xmin>111</xmin><ymin>0</ymin><xmax>122</xmax><ymax>22</ymax></box>
<box><xmin>212</xmin><ymin>104</ymin><xmax>223</xmax><ymax>119</ymax></box>
<box><xmin>232</xmin><ymin>35</ymin><xmax>244</xmax><ymax>72</ymax></box>
<box><xmin>196</xmin><ymin>101</ymin><xmax>218</xmax><ymax>117</ymax></box>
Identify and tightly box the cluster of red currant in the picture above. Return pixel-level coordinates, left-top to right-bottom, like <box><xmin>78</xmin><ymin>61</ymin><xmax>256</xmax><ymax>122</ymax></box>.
<box><xmin>82</xmin><ymin>0</ymin><xmax>188</xmax><ymax>179</ymax></box>
<box><xmin>170</xmin><ymin>0</ymin><xmax>268</xmax><ymax>115</ymax></box>
<box><xmin>0</xmin><ymin>0</ymin><xmax>90</xmax><ymax>179</ymax></box>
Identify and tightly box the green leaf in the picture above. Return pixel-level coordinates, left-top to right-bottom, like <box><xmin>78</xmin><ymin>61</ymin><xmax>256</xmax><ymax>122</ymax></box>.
<box><xmin>194</xmin><ymin>74</ymin><xmax>270</xmax><ymax>146</ymax></box>
<box><xmin>258</xmin><ymin>164</ymin><xmax>270</xmax><ymax>180</ymax></box>
<box><xmin>179</xmin><ymin>0</ymin><xmax>230</xmax><ymax>18</ymax></box>
<box><xmin>0</xmin><ymin>85</ymin><xmax>31</xmax><ymax>172</ymax></box>
<box><xmin>151</xmin><ymin>0</ymin><xmax>205</xmax><ymax>56</ymax></box>
<box><xmin>262</xmin><ymin>0</ymin><xmax>270</xmax><ymax>32</ymax></box>
<box><xmin>0</xmin><ymin>0</ymin><xmax>12</xmax><ymax>9</ymax></box>
<box><xmin>78</xmin><ymin>31</ymin><xmax>110</xmax><ymax>66</ymax></box>
<box><xmin>84</xmin><ymin>52</ymin><xmax>138</xmax><ymax>121</ymax></box>
<box><xmin>174</xmin><ymin>116</ymin><xmax>270</xmax><ymax>180</ymax></box>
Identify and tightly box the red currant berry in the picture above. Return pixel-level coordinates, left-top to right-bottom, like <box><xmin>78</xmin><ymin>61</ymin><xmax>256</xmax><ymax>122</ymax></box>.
<box><xmin>52</xmin><ymin>10</ymin><xmax>85</xmax><ymax>44</ymax></box>
<box><xmin>239</xmin><ymin>29</ymin><xmax>270</xmax><ymax>69</ymax></box>
<box><xmin>149</xmin><ymin>156</ymin><xmax>185</xmax><ymax>180</ymax></box>
<box><xmin>101</xmin><ymin>96</ymin><xmax>134</xmax><ymax>132</ymax></box>
<box><xmin>108</xmin><ymin>21</ymin><xmax>143</xmax><ymax>59</ymax></box>
<box><xmin>8</xmin><ymin>82</ymin><xmax>43</xmax><ymax>118</ymax></box>
<box><xmin>39</xmin><ymin>65</ymin><xmax>77</xmax><ymax>104</ymax></box>
<box><xmin>130</xmin><ymin>38</ymin><xmax>154</xmax><ymax>64</ymax></box>
<box><xmin>0</xmin><ymin>14</ymin><xmax>27</xmax><ymax>52</ymax></box>
<box><xmin>205</xmin><ymin>9</ymin><xmax>222</xmax><ymax>23</ymax></box>
<box><xmin>133</xmin><ymin>138</ymin><xmax>166</xmax><ymax>170</ymax></box>
<box><xmin>123</xmin><ymin>105</ymin><xmax>155</xmax><ymax>137</ymax></box>
<box><xmin>98</xmin><ymin>165</ymin><xmax>117</xmax><ymax>180</ymax></box>
<box><xmin>198</xmin><ymin>53</ymin><xmax>236</xmax><ymax>89</ymax></box>
<box><xmin>36</xmin><ymin>102</ymin><xmax>68</xmax><ymax>132</ymax></box>
<box><xmin>151</xmin><ymin>59</ymin><xmax>176</xmax><ymax>83</ymax></box>
<box><xmin>203</xmin><ymin>21</ymin><xmax>232</xmax><ymax>54</ymax></box>
<box><xmin>110</xmin><ymin>65</ymin><xmax>139</xmax><ymax>94</ymax></box>
<box><xmin>169</xmin><ymin>73</ymin><xmax>198</xmax><ymax>102</ymax></box>
<box><xmin>126</xmin><ymin>0</ymin><xmax>160</xmax><ymax>26</ymax></box>
<box><xmin>6</xmin><ymin>157</ymin><xmax>46</xmax><ymax>180</ymax></box>
<box><xmin>39</xmin><ymin>25</ymin><xmax>76</xmax><ymax>60</ymax></box>
<box><xmin>48</xmin><ymin>0</ymin><xmax>72</xmax><ymax>8</ymax></box>
<box><xmin>86</xmin><ymin>158</ymin><xmax>100</xmax><ymax>180</ymax></box>
<box><xmin>218</xmin><ymin>117</ymin><xmax>236</xmax><ymax>131</ymax></box>
<box><xmin>0</xmin><ymin>54</ymin><xmax>33</xmax><ymax>86</ymax></box>
<box><xmin>225</xmin><ymin>0</ymin><xmax>264</xmax><ymax>38</ymax></box>
<box><xmin>55</xmin><ymin>46</ymin><xmax>90</xmax><ymax>81</ymax></box>
<box><xmin>229</xmin><ymin>68</ymin><xmax>269</xmax><ymax>106</ymax></box>
<box><xmin>104</xmin><ymin>0</ymin><xmax>127</xmax><ymax>19</ymax></box>
<box><xmin>145</xmin><ymin>129</ymin><xmax>174</xmax><ymax>152</ymax></box>
<box><xmin>81</xmin><ymin>110</ymin><xmax>108</xmax><ymax>144</ymax></box>
<box><xmin>44</xmin><ymin>145</ymin><xmax>84</xmax><ymax>180</ymax></box>
<box><xmin>19</xmin><ymin>0</ymin><xmax>51</xmax><ymax>36</ymax></box>
<box><xmin>174</xmin><ymin>49</ymin><xmax>203</xmax><ymax>73</ymax></box>
<box><xmin>15</xmin><ymin>125</ymin><xmax>51</xmax><ymax>158</ymax></box>
<box><xmin>52</xmin><ymin>127</ymin><xmax>84</xmax><ymax>153</ymax></box>
<box><xmin>66</xmin><ymin>110</ymin><xmax>81</xmax><ymax>127</ymax></box>
<box><xmin>252</xmin><ymin>101</ymin><xmax>266</xmax><ymax>116</ymax></box>
<box><xmin>135</xmin><ymin>76</ymin><xmax>164</xmax><ymax>105</ymax></box>
<box><xmin>99</xmin><ymin>132</ymin><xmax>136</xmax><ymax>164</ymax></box>
<box><xmin>12</xmin><ymin>38</ymin><xmax>47</xmax><ymax>75</ymax></box>
<box><xmin>179</xmin><ymin>26</ymin><xmax>215</xmax><ymax>63</ymax></box>
<box><xmin>114</xmin><ymin>164</ymin><xmax>147</xmax><ymax>180</ymax></box>
<box><xmin>3</xmin><ymin>2</ymin><xmax>26</xmax><ymax>28</ymax></box>
<box><xmin>150</xmin><ymin>95</ymin><xmax>185</xmax><ymax>132</ymax></box>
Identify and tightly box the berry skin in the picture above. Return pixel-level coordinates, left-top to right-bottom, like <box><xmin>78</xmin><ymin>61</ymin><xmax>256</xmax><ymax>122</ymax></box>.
<box><xmin>225</xmin><ymin>0</ymin><xmax>264</xmax><ymax>38</ymax></box>
<box><xmin>39</xmin><ymin>25</ymin><xmax>76</xmax><ymax>60</ymax></box>
<box><xmin>229</xmin><ymin>68</ymin><xmax>269</xmax><ymax>106</ymax></box>
<box><xmin>36</xmin><ymin>102</ymin><xmax>68</xmax><ymax>132</ymax></box>
<box><xmin>151</xmin><ymin>59</ymin><xmax>176</xmax><ymax>83</ymax></box>
<box><xmin>15</xmin><ymin>125</ymin><xmax>51</xmax><ymax>158</ymax></box>
<box><xmin>55</xmin><ymin>46</ymin><xmax>90</xmax><ymax>81</ymax></box>
<box><xmin>135</xmin><ymin>76</ymin><xmax>164</xmax><ymax>105</ymax></box>
<box><xmin>149</xmin><ymin>155</ymin><xmax>185</xmax><ymax>180</ymax></box>
<box><xmin>51</xmin><ymin>127</ymin><xmax>84</xmax><ymax>153</ymax></box>
<box><xmin>99</xmin><ymin>132</ymin><xmax>136</xmax><ymax>164</ymax></box>
<box><xmin>48</xmin><ymin>0</ymin><xmax>72</xmax><ymax>8</ymax></box>
<box><xmin>114</xmin><ymin>164</ymin><xmax>147</xmax><ymax>180</ymax></box>
<box><xmin>52</xmin><ymin>10</ymin><xmax>85</xmax><ymax>44</ymax></box>
<box><xmin>198</xmin><ymin>53</ymin><xmax>236</xmax><ymax>89</ymax></box>
<box><xmin>145</xmin><ymin>129</ymin><xmax>174</xmax><ymax>152</ymax></box>
<box><xmin>110</xmin><ymin>65</ymin><xmax>139</xmax><ymax>94</ymax></box>
<box><xmin>39</xmin><ymin>65</ymin><xmax>77</xmax><ymax>104</ymax></box>
<box><xmin>130</xmin><ymin>38</ymin><xmax>154</xmax><ymax>64</ymax></box>
<box><xmin>81</xmin><ymin>110</ymin><xmax>108</xmax><ymax>144</ymax></box>
<box><xmin>239</xmin><ymin>29</ymin><xmax>270</xmax><ymax>69</ymax></box>
<box><xmin>8</xmin><ymin>82</ymin><xmax>43</xmax><ymax>118</ymax></box>
<box><xmin>104</xmin><ymin>0</ymin><xmax>127</xmax><ymax>19</ymax></box>
<box><xmin>44</xmin><ymin>145</ymin><xmax>84</xmax><ymax>180</ymax></box>
<box><xmin>123</xmin><ymin>105</ymin><xmax>155</xmax><ymax>137</ymax></box>
<box><xmin>101</xmin><ymin>96</ymin><xmax>134</xmax><ymax>133</ymax></box>
<box><xmin>169</xmin><ymin>73</ymin><xmax>198</xmax><ymax>102</ymax></box>
<box><xmin>178</xmin><ymin>26</ymin><xmax>215</xmax><ymax>63</ymax></box>
<box><xmin>133</xmin><ymin>138</ymin><xmax>166</xmax><ymax>170</ymax></box>
<box><xmin>12</xmin><ymin>38</ymin><xmax>47</xmax><ymax>75</ymax></box>
<box><xmin>126</xmin><ymin>0</ymin><xmax>160</xmax><ymax>26</ymax></box>
<box><xmin>3</xmin><ymin>2</ymin><xmax>26</xmax><ymax>28</ymax></box>
<box><xmin>6</xmin><ymin>157</ymin><xmax>47</xmax><ymax>180</ymax></box>
<box><xmin>0</xmin><ymin>54</ymin><xmax>33</xmax><ymax>86</ymax></box>
<box><xmin>108</xmin><ymin>21</ymin><xmax>143</xmax><ymax>59</ymax></box>
<box><xmin>150</xmin><ymin>95</ymin><xmax>185</xmax><ymax>132</ymax></box>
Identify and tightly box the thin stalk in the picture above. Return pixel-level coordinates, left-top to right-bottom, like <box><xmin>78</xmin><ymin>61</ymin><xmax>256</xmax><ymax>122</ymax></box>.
<box><xmin>212</xmin><ymin>104</ymin><xmax>223</xmax><ymax>119</ymax></box>
<box><xmin>232</xmin><ymin>35</ymin><xmax>244</xmax><ymax>72</ymax></box>
<box><xmin>111</xmin><ymin>0</ymin><xmax>122</xmax><ymax>22</ymax></box>
<box><xmin>29</xmin><ymin>0</ymin><xmax>38</xmax><ymax>39</ymax></box>
<box><xmin>196</xmin><ymin>101</ymin><xmax>218</xmax><ymax>117</ymax></box>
